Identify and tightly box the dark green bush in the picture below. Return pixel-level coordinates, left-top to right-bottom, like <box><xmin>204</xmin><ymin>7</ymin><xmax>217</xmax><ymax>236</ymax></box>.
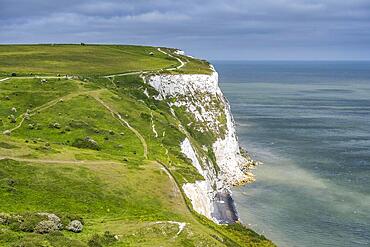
<box><xmin>69</xmin><ymin>120</ymin><xmax>89</xmax><ymax>128</ymax></box>
<box><xmin>87</xmin><ymin>231</ymin><xmax>117</xmax><ymax>247</ymax></box>
<box><xmin>7</xmin><ymin>213</ymin><xmax>47</xmax><ymax>232</ymax></box>
<box><xmin>72</xmin><ymin>137</ymin><xmax>100</xmax><ymax>151</ymax></box>
<box><xmin>87</xmin><ymin>234</ymin><xmax>103</xmax><ymax>247</ymax></box>
<box><xmin>101</xmin><ymin>231</ymin><xmax>117</xmax><ymax>245</ymax></box>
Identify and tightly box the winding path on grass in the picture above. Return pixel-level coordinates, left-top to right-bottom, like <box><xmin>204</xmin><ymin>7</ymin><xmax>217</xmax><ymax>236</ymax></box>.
<box><xmin>3</xmin><ymin>47</ymin><xmax>187</xmax><ymax>152</ymax></box>
<box><xmin>104</xmin><ymin>48</ymin><xmax>187</xmax><ymax>79</ymax></box>
<box><xmin>5</xmin><ymin>89</ymin><xmax>103</xmax><ymax>134</ymax></box>
<box><xmin>104</xmin><ymin>71</ymin><xmax>145</xmax><ymax>79</ymax></box>
<box><xmin>0</xmin><ymin>156</ymin><xmax>123</xmax><ymax>166</ymax></box>
<box><xmin>99</xmin><ymin>48</ymin><xmax>187</xmax><ymax>159</ymax></box>
<box><xmin>3</xmin><ymin>76</ymin><xmax>75</xmax><ymax>80</ymax></box>
<box><xmin>157</xmin><ymin>48</ymin><xmax>186</xmax><ymax>71</ymax></box>
<box><xmin>90</xmin><ymin>93</ymin><xmax>148</xmax><ymax>159</ymax></box>
<box><xmin>0</xmin><ymin>154</ymin><xmax>188</xmax><ymax>236</ymax></box>
<box><xmin>6</xmin><ymin>93</ymin><xmax>78</xmax><ymax>133</ymax></box>
<box><xmin>3</xmin><ymin>47</ymin><xmax>186</xmax><ymax>85</ymax></box>
<box><xmin>150</xmin><ymin>221</ymin><xmax>187</xmax><ymax>237</ymax></box>
<box><xmin>2</xmin><ymin>77</ymin><xmax>148</xmax><ymax>160</ymax></box>
<box><xmin>0</xmin><ymin>77</ymin><xmax>9</xmax><ymax>82</ymax></box>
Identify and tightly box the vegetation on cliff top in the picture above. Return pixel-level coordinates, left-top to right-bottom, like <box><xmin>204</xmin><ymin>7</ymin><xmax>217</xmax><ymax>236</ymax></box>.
<box><xmin>0</xmin><ymin>44</ymin><xmax>274</xmax><ymax>246</ymax></box>
<box><xmin>0</xmin><ymin>44</ymin><xmax>213</xmax><ymax>76</ymax></box>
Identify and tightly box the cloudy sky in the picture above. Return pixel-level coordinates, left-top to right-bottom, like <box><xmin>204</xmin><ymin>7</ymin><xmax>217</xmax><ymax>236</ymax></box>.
<box><xmin>1</xmin><ymin>0</ymin><xmax>370</xmax><ymax>60</ymax></box>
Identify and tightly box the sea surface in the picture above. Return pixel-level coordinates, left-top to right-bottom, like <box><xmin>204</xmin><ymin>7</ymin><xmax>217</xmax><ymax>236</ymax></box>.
<box><xmin>214</xmin><ymin>61</ymin><xmax>370</xmax><ymax>247</ymax></box>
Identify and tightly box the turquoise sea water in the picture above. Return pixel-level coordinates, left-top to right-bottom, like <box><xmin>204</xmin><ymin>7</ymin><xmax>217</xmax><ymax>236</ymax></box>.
<box><xmin>215</xmin><ymin>61</ymin><xmax>370</xmax><ymax>247</ymax></box>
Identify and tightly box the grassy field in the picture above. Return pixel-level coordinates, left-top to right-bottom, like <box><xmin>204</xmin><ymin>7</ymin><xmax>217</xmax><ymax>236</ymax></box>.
<box><xmin>0</xmin><ymin>45</ymin><xmax>273</xmax><ymax>246</ymax></box>
<box><xmin>0</xmin><ymin>44</ymin><xmax>213</xmax><ymax>76</ymax></box>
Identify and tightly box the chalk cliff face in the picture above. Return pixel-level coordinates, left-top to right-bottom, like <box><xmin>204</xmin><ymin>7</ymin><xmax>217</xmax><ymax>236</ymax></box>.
<box><xmin>146</xmin><ymin>69</ymin><xmax>255</xmax><ymax>223</ymax></box>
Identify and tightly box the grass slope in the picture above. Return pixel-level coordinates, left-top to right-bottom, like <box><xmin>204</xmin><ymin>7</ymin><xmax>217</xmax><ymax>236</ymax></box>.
<box><xmin>0</xmin><ymin>44</ymin><xmax>213</xmax><ymax>76</ymax></box>
<box><xmin>0</xmin><ymin>44</ymin><xmax>274</xmax><ymax>246</ymax></box>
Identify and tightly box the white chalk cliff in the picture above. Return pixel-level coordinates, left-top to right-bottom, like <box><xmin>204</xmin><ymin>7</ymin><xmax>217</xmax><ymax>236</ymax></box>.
<box><xmin>146</xmin><ymin>67</ymin><xmax>255</xmax><ymax>223</ymax></box>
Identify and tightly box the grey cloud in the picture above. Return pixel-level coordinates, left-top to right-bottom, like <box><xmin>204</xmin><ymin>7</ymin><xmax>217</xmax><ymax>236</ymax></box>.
<box><xmin>0</xmin><ymin>0</ymin><xmax>370</xmax><ymax>59</ymax></box>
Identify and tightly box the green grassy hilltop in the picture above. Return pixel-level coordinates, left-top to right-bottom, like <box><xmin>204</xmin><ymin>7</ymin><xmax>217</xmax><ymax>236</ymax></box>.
<box><xmin>0</xmin><ymin>44</ymin><xmax>212</xmax><ymax>76</ymax></box>
<box><xmin>0</xmin><ymin>44</ymin><xmax>274</xmax><ymax>247</ymax></box>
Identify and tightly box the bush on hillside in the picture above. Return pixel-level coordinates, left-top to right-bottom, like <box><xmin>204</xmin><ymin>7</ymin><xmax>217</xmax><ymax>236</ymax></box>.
<box><xmin>34</xmin><ymin>220</ymin><xmax>59</xmax><ymax>234</ymax></box>
<box><xmin>87</xmin><ymin>231</ymin><xmax>118</xmax><ymax>247</ymax></box>
<box><xmin>49</xmin><ymin>122</ymin><xmax>61</xmax><ymax>129</ymax></box>
<box><xmin>69</xmin><ymin>120</ymin><xmax>89</xmax><ymax>128</ymax></box>
<box><xmin>0</xmin><ymin>212</ymin><xmax>85</xmax><ymax>235</ymax></box>
<box><xmin>6</xmin><ymin>213</ymin><xmax>47</xmax><ymax>232</ymax></box>
<box><xmin>140</xmin><ymin>112</ymin><xmax>151</xmax><ymax>121</ymax></box>
<box><xmin>88</xmin><ymin>234</ymin><xmax>103</xmax><ymax>247</ymax></box>
<box><xmin>8</xmin><ymin>115</ymin><xmax>16</xmax><ymax>123</ymax></box>
<box><xmin>72</xmin><ymin>137</ymin><xmax>100</xmax><ymax>151</ymax></box>
<box><xmin>38</xmin><ymin>213</ymin><xmax>63</xmax><ymax>230</ymax></box>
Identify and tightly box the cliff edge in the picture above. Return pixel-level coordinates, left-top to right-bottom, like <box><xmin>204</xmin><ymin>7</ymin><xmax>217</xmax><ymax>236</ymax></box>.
<box><xmin>147</xmin><ymin>63</ymin><xmax>256</xmax><ymax>224</ymax></box>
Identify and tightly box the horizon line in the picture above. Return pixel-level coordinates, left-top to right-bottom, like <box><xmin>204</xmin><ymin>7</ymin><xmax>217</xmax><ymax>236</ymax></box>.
<box><xmin>210</xmin><ymin>59</ymin><xmax>370</xmax><ymax>62</ymax></box>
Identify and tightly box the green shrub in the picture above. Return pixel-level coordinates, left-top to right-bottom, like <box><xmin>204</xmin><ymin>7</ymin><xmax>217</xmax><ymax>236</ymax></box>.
<box><xmin>0</xmin><ymin>142</ymin><xmax>18</xmax><ymax>149</ymax></box>
<box><xmin>20</xmin><ymin>213</ymin><xmax>47</xmax><ymax>232</ymax></box>
<box><xmin>8</xmin><ymin>114</ymin><xmax>16</xmax><ymax>123</ymax></box>
<box><xmin>87</xmin><ymin>234</ymin><xmax>103</xmax><ymax>247</ymax></box>
<box><xmin>72</xmin><ymin>137</ymin><xmax>100</xmax><ymax>151</ymax></box>
<box><xmin>140</xmin><ymin>112</ymin><xmax>151</xmax><ymax>121</ymax></box>
<box><xmin>6</xmin><ymin>213</ymin><xmax>47</xmax><ymax>232</ymax></box>
<box><xmin>34</xmin><ymin>220</ymin><xmax>59</xmax><ymax>234</ymax></box>
<box><xmin>101</xmin><ymin>231</ymin><xmax>117</xmax><ymax>245</ymax></box>
<box><xmin>49</xmin><ymin>122</ymin><xmax>61</xmax><ymax>129</ymax></box>
<box><xmin>69</xmin><ymin>120</ymin><xmax>89</xmax><ymax>128</ymax></box>
<box><xmin>0</xmin><ymin>213</ymin><xmax>12</xmax><ymax>225</ymax></box>
<box><xmin>87</xmin><ymin>231</ymin><xmax>117</xmax><ymax>247</ymax></box>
